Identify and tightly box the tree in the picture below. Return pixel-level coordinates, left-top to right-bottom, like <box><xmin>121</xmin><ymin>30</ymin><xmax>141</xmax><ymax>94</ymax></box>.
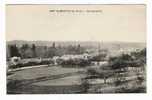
<box><xmin>52</xmin><ymin>42</ymin><xmax>56</xmax><ymax>48</ymax></box>
<box><xmin>47</xmin><ymin>47</ymin><xmax>57</xmax><ymax>58</ymax></box>
<box><xmin>9</xmin><ymin>45</ymin><xmax>20</xmax><ymax>57</ymax></box>
<box><xmin>20</xmin><ymin>44</ymin><xmax>33</xmax><ymax>58</ymax></box>
<box><xmin>77</xmin><ymin>44</ymin><xmax>81</xmax><ymax>54</ymax></box>
<box><xmin>109</xmin><ymin>54</ymin><xmax>133</xmax><ymax>69</ymax></box>
<box><xmin>31</xmin><ymin>44</ymin><xmax>37</xmax><ymax>58</ymax></box>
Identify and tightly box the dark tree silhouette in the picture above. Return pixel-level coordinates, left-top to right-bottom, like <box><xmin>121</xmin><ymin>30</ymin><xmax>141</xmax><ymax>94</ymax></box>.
<box><xmin>31</xmin><ymin>44</ymin><xmax>37</xmax><ymax>58</ymax></box>
<box><xmin>52</xmin><ymin>42</ymin><xmax>56</xmax><ymax>48</ymax></box>
<box><xmin>9</xmin><ymin>45</ymin><xmax>20</xmax><ymax>57</ymax></box>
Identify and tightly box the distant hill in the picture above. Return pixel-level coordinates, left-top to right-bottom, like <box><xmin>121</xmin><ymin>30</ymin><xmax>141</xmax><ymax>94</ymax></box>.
<box><xmin>7</xmin><ymin>40</ymin><xmax>146</xmax><ymax>52</ymax></box>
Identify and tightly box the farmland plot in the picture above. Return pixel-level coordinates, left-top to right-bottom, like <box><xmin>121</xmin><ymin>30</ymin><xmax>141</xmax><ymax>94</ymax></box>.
<box><xmin>84</xmin><ymin>66</ymin><xmax>146</xmax><ymax>93</ymax></box>
<box><xmin>7</xmin><ymin>66</ymin><xmax>87</xmax><ymax>94</ymax></box>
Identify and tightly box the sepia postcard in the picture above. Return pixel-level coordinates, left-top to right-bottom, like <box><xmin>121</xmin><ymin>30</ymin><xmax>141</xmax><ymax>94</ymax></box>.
<box><xmin>6</xmin><ymin>4</ymin><xmax>146</xmax><ymax>94</ymax></box>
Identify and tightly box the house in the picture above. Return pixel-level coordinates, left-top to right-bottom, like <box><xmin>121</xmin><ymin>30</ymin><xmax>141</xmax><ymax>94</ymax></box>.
<box><xmin>11</xmin><ymin>56</ymin><xmax>21</xmax><ymax>65</ymax></box>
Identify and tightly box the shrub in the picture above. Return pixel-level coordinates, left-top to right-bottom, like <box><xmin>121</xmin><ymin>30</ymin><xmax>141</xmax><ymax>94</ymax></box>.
<box><xmin>60</xmin><ymin>59</ymin><xmax>91</xmax><ymax>67</ymax></box>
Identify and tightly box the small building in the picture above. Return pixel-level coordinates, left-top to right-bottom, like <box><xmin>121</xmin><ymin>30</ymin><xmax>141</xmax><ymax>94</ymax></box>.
<box><xmin>11</xmin><ymin>56</ymin><xmax>21</xmax><ymax>65</ymax></box>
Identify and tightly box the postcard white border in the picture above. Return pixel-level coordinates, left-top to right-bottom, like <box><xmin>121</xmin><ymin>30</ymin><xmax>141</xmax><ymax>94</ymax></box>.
<box><xmin>0</xmin><ymin>0</ymin><xmax>152</xmax><ymax>99</ymax></box>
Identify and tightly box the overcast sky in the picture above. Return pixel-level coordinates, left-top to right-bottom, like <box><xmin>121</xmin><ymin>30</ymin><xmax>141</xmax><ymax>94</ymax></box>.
<box><xmin>6</xmin><ymin>5</ymin><xmax>146</xmax><ymax>42</ymax></box>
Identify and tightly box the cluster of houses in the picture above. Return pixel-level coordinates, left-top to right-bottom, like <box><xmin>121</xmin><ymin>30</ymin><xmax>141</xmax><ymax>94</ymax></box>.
<box><xmin>8</xmin><ymin>48</ymin><xmax>109</xmax><ymax>68</ymax></box>
<box><xmin>52</xmin><ymin>53</ymin><xmax>91</xmax><ymax>65</ymax></box>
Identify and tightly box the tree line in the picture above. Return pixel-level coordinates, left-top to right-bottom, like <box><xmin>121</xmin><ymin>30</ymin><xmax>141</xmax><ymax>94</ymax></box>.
<box><xmin>7</xmin><ymin>42</ymin><xmax>85</xmax><ymax>59</ymax></box>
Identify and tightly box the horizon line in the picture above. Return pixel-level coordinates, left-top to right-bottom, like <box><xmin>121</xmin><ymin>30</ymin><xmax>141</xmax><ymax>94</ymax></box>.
<box><xmin>6</xmin><ymin>39</ymin><xmax>146</xmax><ymax>43</ymax></box>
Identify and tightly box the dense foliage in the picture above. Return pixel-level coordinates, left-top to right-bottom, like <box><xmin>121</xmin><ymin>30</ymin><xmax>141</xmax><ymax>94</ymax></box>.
<box><xmin>7</xmin><ymin>43</ymin><xmax>85</xmax><ymax>59</ymax></box>
<box><xmin>109</xmin><ymin>48</ymin><xmax>146</xmax><ymax>69</ymax></box>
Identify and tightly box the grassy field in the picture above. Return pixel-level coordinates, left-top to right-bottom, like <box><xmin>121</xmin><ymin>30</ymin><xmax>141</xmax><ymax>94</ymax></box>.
<box><xmin>7</xmin><ymin>65</ymin><xmax>87</xmax><ymax>94</ymax></box>
<box><xmin>7</xmin><ymin>66</ymin><xmax>85</xmax><ymax>80</ymax></box>
<box><xmin>7</xmin><ymin>65</ymin><xmax>146</xmax><ymax>94</ymax></box>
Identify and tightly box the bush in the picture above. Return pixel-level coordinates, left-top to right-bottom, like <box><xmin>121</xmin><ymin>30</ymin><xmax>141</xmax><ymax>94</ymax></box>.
<box><xmin>60</xmin><ymin>59</ymin><xmax>91</xmax><ymax>67</ymax></box>
<box><xmin>109</xmin><ymin>49</ymin><xmax>146</xmax><ymax>69</ymax></box>
<box><xmin>87</xmin><ymin>68</ymin><xmax>98</xmax><ymax>76</ymax></box>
